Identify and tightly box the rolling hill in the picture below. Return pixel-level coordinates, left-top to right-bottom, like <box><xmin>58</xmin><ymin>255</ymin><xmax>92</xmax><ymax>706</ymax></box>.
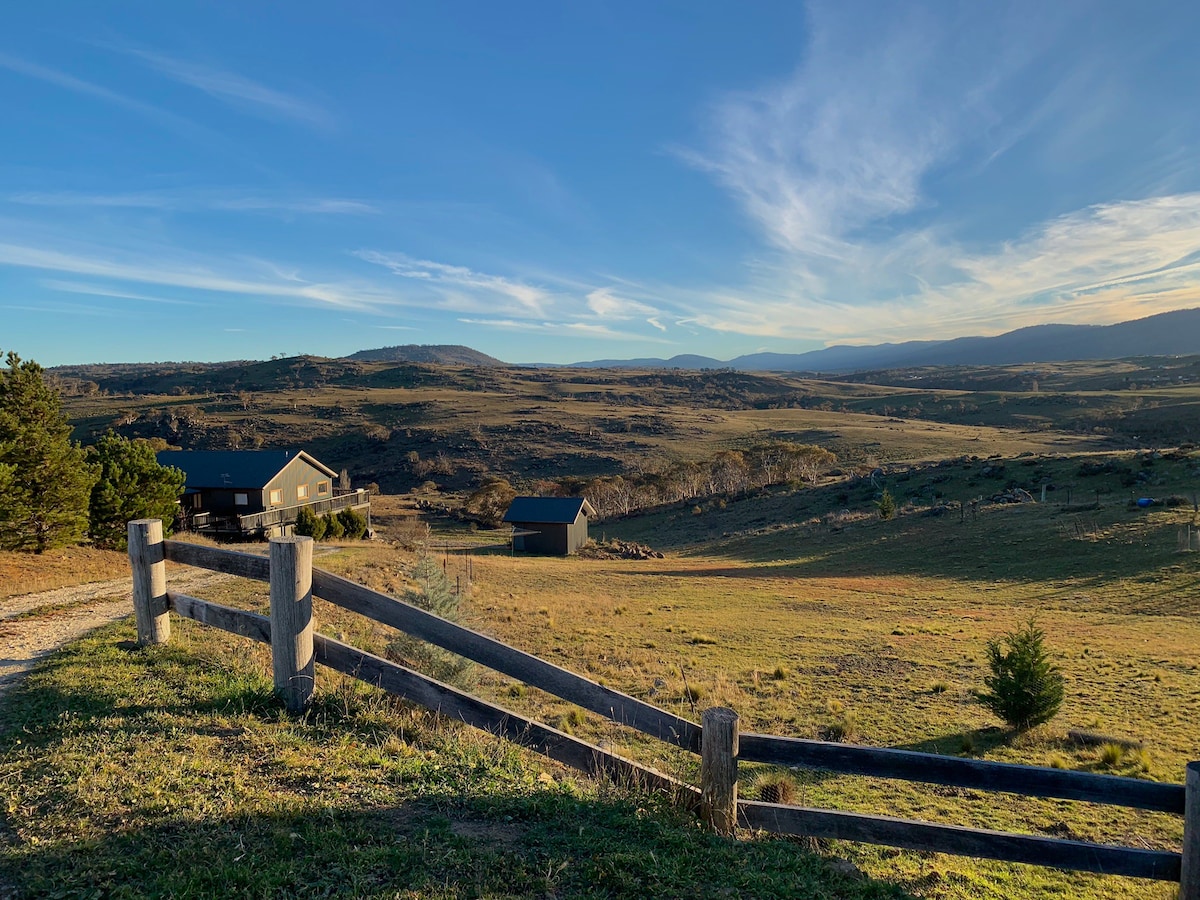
<box><xmin>571</xmin><ymin>307</ymin><xmax>1200</xmax><ymax>372</ymax></box>
<box><xmin>346</xmin><ymin>344</ymin><xmax>505</xmax><ymax>366</ymax></box>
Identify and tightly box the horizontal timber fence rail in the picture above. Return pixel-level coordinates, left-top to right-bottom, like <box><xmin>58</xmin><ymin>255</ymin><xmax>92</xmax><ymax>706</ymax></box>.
<box><xmin>128</xmin><ymin>520</ymin><xmax>1200</xmax><ymax>896</ymax></box>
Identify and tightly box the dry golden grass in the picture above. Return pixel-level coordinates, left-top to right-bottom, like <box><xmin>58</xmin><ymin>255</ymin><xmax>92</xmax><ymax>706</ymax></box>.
<box><xmin>0</xmin><ymin>546</ymin><xmax>128</xmax><ymax>599</ymax></box>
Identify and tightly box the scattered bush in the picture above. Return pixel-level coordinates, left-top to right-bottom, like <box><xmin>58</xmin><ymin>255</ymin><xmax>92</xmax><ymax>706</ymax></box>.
<box><xmin>293</xmin><ymin>505</ymin><xmax>326</xmax><ymax>541</ymax></box>
<box><xmin>977</xmin><ymin>617</ymin><xmax>1064</xmax><ymax>731</ymax></box>
<box><xmin>337</xmin><ymin>506</ymin><xmax>368</xmax><ymax>539</ymax></box>
<box><xmin>323</xmin><ymin>512</ymin><xmax>345</xmax><ymax>540</ymax></box>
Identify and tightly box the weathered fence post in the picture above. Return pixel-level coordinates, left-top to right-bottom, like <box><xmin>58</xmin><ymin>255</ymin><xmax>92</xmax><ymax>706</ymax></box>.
<box><xmin>1181</xmin><ymin>762</ymin><xmax>1200</xmax><ymax>899</ymax></box>
<box><xmin>269</xmin><ymin>536</ymin><xmax>315</xmax><ymax>712</ymax></box>
<box><xmin>128</xmin><ymin>519</ymin><xmax>170</xmax><ymax>646</ymax></box>
<box><xmin>700</xmin><ymin>706</ymin><xmax>740</xmax><ymax>836</ymax></box>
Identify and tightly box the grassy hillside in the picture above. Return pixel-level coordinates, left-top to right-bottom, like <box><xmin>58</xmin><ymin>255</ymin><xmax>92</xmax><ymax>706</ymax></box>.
<box><xmin>5</xmin><ymin>445</ymin><xmax>1199</xmax><ymax>897</ymax></box>
<box><xmin>0</xmin><ymin>588</ymin><xmax>905</xmax><ymax>899</ymax></box>
<box><xmin>58</xmin><ymin>357</ymin><xmax>1170</xmax><ymax>496</ymax></box>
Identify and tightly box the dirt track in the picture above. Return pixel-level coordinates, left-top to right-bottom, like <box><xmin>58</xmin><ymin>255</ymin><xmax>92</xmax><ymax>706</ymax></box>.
<box><xmin>0</xmin><ymin>569</ymin><xmax>232</xmax><ymax>698</ymax></box>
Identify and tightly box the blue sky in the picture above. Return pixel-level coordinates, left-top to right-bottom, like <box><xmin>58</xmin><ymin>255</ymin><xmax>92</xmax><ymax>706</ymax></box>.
<box><xmin>2</xmin><ymin>2</ymin><xmax>1199</xmax><ymax>366</ymax></box>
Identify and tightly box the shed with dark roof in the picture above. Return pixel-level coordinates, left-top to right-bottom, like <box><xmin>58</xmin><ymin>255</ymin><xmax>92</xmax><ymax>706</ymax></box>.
<box><xmin>502</xmin><ymin>497</ymin><xmax>595</xmax><ymax>555</ymax></box>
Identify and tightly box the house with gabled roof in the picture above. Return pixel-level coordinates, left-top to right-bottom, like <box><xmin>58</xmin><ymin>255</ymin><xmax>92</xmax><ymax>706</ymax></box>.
<box><xmin>502</xmin><ymin>496</ymin><xmax>595</xmax><ymax>555</ymax></box>
<box><xmin>158</xmin><ymin>449</ymin><xmax>370</xmax><ymax>539</ymax></box>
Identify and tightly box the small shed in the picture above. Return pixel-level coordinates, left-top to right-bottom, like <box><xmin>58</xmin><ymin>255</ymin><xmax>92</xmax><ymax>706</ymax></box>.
<box><xmin>503</xmin><ymin>497</ymin><xmax>595</xmax><ymax>556</ymax></box>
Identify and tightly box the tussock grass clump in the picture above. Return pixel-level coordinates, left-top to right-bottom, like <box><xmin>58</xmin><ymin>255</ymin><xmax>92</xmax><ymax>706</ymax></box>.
<box><xmin>680</xmin><ymin>684</ymin><xmax>705</xmax><ymax>705</ymax></box>
<box><xmin>772</xmin><ymin>665</ymin><xmax>788</xmax><ymax>681</ymax></box>
<box><xmin>1098</xmin><ymin>742</ymin><xmax>1126</xmax><ymax>767</ymax></box>
<box><xmin>821</xmin><ymin>702</ymin><xmax>858</xmax><ymax>743</ymax></box>
<box><xmin>555</xmin><ymin>707</ymin><xmax>587</xmax><ymax>733</ymax></box>
<box><xmin>824</xmin><ymin>713</ymin><xmax>858</xmax><ymax>743</ymax></box>
<box><xmin>754</xmin><ymin>774</ymin><xmax>798</xmax><ymax>806</ymax></box>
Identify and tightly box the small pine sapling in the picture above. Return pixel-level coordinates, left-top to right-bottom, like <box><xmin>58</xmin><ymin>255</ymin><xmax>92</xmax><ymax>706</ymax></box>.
<box><xmin>876</xmin><ymin>488</ymin><xmax>896</xmax><ymax>520</ymax></box>
<box><xmin>977</xmin><ymin>617</ymin><xmax>1064</xmax><ymax>731</ymax></box>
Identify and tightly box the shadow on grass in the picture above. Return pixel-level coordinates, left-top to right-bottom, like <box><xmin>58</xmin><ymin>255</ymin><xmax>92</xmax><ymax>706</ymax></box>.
<box><xmin>890</xmin><ymin>726</ymin><xmax>1010</xmax><ymax>758</ymax></box>
<box><xmin>2</xmin><ymin>795</ymin><xmax>918</xmax><ymax>899</ymax></box>
<box><xmin>0</xmin><ymin>633</ymin><xmax>915</xmax><ymax>900</ymax></box>
<box><xmin>626</xmin><ymin>506</ymin><xmax>1193</xmax><ymax>596</ymax></box>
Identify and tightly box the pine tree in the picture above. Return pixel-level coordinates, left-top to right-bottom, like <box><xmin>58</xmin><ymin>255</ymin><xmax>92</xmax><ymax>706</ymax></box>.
<box><xmin>88</xmin><ymin>433</ymin><xmax>187</xmax><ymax>550</ymax></box>
<box><xmin>294</xmin><ymin>505</ymin><xmax>326</xmax><ymax>540</ymax></box>
<box><xmin>876</xmin><ymin>488</ymin><xmax>896</xmax><ymax>520</ymax></box>
<box><xmin>385</xmin><ymin>556</ymin><xmax>475</xmax><ymax>687</ymax></box>
<box><xmin>322</xmin><ymin>511</ymin><xmax>344</xmax><ymax>540</ymax></box>
<box><xmin>978</xmin><ymin>618</ymin><xmax>1065</xmax><ymax>731</ymax></box>
<box><xmin>0</xmin><ymin>351</ymin><xmax>98</xmax><ymax>552</ymax></box>
<box><xmin>336</xmin><ymin>506</ymin><xmax>367</xmax><ymax>539</ymax></box>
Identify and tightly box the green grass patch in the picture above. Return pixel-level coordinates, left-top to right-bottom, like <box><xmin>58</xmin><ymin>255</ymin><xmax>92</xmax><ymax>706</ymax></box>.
<box><xmin>0</xmin><ymin>619</ymin><xmax>906</xmax><ymax>899</ymax></box>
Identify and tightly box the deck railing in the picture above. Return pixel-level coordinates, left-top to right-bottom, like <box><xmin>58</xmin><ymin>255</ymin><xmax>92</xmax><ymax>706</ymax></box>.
<box><xmin>128</xmin><ymin>519</ymin><xmax>1200</xmax><ymax>897</ymax></box>
<box><xmin>237</xmin><ymin>488</ymin><xmax>370</xmax><ymax>532</ymax></box>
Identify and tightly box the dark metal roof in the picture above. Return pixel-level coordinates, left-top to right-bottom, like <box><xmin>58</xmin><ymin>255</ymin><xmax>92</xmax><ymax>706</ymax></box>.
<box><xmin>503</xmin><ymin>496</ymin><xmax>595</xmax><ymax>524</ymax></box>
<box><xmin>156</xmin><ymin>450</ymin><xmax>337</xmax><ymax>490</ymax></box>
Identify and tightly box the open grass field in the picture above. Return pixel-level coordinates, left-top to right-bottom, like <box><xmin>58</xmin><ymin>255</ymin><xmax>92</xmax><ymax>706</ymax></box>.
<box><xmin>0</xmin><ymin>547</ymin><xmax>128</xmax><ymax>600</ymax></box>
<box><xmin>11</xmin><ymin>446</ymin><xmax>1180</xmax><ymax>897</ymax></box>
<box><xmin>6</xmin><ymin>357</ymin><xmax>1198</xmax><ymax>896</ymax></box>
<box><xmin>343</xmin><ymin>449</ymin><xmax>1200</xmax><ymax>899</ymax></box>
<box><xmin>0</xmin><ymin>574</ymin><xmax>906</xmax><ymax>899</ymax></box>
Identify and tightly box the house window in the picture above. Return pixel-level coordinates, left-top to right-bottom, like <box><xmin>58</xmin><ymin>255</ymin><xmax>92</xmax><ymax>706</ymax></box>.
<box><xmin>297</xmin><ymin>484</ymin><xmax>310</xmax><ymax>500</ymax></box>
<box><xmin>317</xmin><ymin>480</ymin><xmax>330</xmax><ymax>496</ymax></box>
<box><xmin>269</xmin><ymin>489</ymin><xmax>283</xmax><ymax>505</ymax></box>
<box><xmin>234</xmin><ymin>492</ymin><xmax>249</xmax><ymax>506</ymax></box>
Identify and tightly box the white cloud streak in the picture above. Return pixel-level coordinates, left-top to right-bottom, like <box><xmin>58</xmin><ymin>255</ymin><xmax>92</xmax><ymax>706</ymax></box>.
<box><xmin>0</xmin><ymin>51</ymin><xmax>203</xmax><ymax>137</ymax></box>
<box><xmin>457</xmin><ymin>318</ymin><xmax>671</xmax><ymax>343</ymax></box>
<box><xmin>119</xmin><ymin>48</ymin><xmax>333</xmax><ymax>130</ymax></box>
<box><xmin>10</xmin><ymin>190</ymin><xmax>377</xmax><ymax>215</ymax></box>
<box><xmin>675</xmin><ymin>1</ymin><xmax>1200</xmax><ymax>345</ymax></box>
<box><xmin>356</xmin><ymin>251</ymin><xmax>551</xmax><ymax>316</ymax></box>
<box><xmin>0</xmin><ymin>241</ymin><xmax>396</xmax><ymax>311</ymax></box>
<box><xmin>40</xmin><ymin>279</ymin><xmax>201</xmax><ymax>305</ymax></box>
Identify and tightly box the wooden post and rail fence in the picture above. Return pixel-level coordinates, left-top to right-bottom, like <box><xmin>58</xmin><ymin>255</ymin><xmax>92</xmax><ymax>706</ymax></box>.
<box><xmin>128</xmin><ymin>518</ymin><xmax>1200</xmax><ymax>896</ymax></box>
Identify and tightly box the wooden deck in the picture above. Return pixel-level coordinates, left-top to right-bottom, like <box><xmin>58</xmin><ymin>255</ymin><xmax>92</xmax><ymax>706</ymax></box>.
<box><xmin>190</xmin><ymin>489</ymin><xmax>371</xmax><ymax>538</ymax></box>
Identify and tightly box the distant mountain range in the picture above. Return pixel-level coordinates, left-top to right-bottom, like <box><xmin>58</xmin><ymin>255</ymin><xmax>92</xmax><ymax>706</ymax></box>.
<box><xmin>567</xmin><ymin>307</ymin><xmax>1200</xmax><ymax>372</ymax></box>
<box><xmin>345</xmin><ymin>344</ymin><xmax>504</xmax><ymax>366</ymax></box>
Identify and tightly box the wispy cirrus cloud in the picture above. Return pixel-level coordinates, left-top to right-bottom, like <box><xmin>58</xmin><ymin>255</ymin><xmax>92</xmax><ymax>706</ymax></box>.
<box><xmin>116</xmin><ymin>47</ymin><xmax>334</xmax><ymax>130</ymax></box>
<box><xmin>674</xmin><ymin>1</ymin><xmax>1200</xmax><ymax>345</ymax></box>
<box><xmin>457</xmin><ymin>317</ymin><xmax>671</xmax><ymax>343</ymax></box>
<box><xmin>10</xmin><ymin>190</ymin><xmax>377</xmax><ymax>215</ymax></box>
<box><xmin>356</xmin><ymin>250</ymin><xmax>550</xmax><ymax>316</ymax></box>
<box><xmin>0</xmin><ymin>51</ymin><xmax>203</xmax><ymax>137</ymax></box>
<box><xmin>672</xmin><ymin>193</ymin><xmax>1200</xmax><ymax>343</ymax></box>
<box><xmin>0</xmin><ymin>240</ymin><xmax>398</xmax><ymax>311</ymax></box>
<box><xmin>40</xmin><ymin>279</ymin><xmax>201</xmax><ymax>305</ymax></box>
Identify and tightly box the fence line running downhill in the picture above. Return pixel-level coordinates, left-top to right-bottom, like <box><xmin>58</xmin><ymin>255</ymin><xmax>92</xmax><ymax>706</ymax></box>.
<box><xmin>128</xmin><ymin>520</ymin><xmax>1200</xmax><ymax>897</ymax></box>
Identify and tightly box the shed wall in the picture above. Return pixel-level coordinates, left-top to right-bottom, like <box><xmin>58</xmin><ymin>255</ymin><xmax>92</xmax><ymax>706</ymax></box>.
<box><xmin>511</xmin><ymin>512</ymin><xmax>589</xmax><ymax>555</ymax></box>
